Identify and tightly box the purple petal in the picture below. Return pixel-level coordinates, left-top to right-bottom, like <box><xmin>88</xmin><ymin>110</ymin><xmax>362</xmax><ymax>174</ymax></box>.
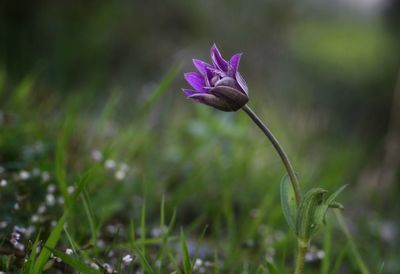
<box><xmin>182</xmin><ymin>89</ymin><xmax>198</xmax><ymax>96</ymax></box>
<box><xmin>210</xmin><ymin>44</ymin><xmax>228</xmax><ymax>72</ymax></box>
<box><xmin>204</xmin><ymin>66</ymin><xmax>216</xmax><ymax>86</ymax></box>
<box><xmin>210</xmin><ymin>86</ymin><xmax>249</xmax><ymax>111</ymax></box>
<box><xmin>184</xmin><ymin>72</ymin><xmax>205</xmax><ymax>91</ymax></box>
<box><xmin>235</xmin><ymin>71</ymin><xmax>248</xmax><ymax>95</ymax></box>
<box><xmin>229</xmin><ymin>53</ymin><xmax>242</xmax><ymax>74</ymax></box>
<box><xmin>189</xmin><ymin>93</ymin><xmax>233</xmax><ymax>111</ymax></box>
<box><xmin>214</xmin><ymin>77</ymin><xmax>237</xmax><ymax>89</ymax></box>
<box><xmin>193</xmin><ymin>59</ymin><xmax>210</xmax><ymax>75</ymax></box>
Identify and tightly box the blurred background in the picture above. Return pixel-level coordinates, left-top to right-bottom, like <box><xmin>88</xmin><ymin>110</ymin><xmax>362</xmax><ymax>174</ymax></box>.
<box><xmin>0</xmin><ymin>0</ymin><xmax>399</xmax><ymax>273</ymax></box>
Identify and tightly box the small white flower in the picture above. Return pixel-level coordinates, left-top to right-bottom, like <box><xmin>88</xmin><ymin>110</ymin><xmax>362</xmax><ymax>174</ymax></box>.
<box><xmin>194</xmin><ymin>258</ymin><xmax>203</xmax><ymax>270</ymax></box>
<box><xmin>96</xmin><ymin>239</ymin><xmax>105</xmax><ymax>248</ymax></box>
<box><xmin>0</xmin><ymin>221</ymin><xmax>8</xmax><ymax>229</ymax></box>
<box><xmin>91</xmin><ymin>150</ymin><xmax>103</xmax><ymax>162</ymax></box>
<box><xmin>122</xmin><ymin>254</ymin><xmax>133</xmax><ymax>264</ymax></box>
<box><xmin>11</xmin><ymin>232</ymin><xmax>21</xmax><ymax>240</ymax></box>
<box><xmin>14</xmin><ymin>203</ymin><xmax>20</xmax><ymax>210</ymax></box>
<box><xmin>55</xmin><ymin>256</ymin><xmax>62</xmax><ymax>263</ymax></box>
<box><xmin>65</xmin><ymin>248</ymin><xmax>73</xmax><ymax>255</ymax></box>
<box><xmin>195</xmin><ymin>258</ymin><xmax>203</xmax><ymax>266</ymax></box>
<box><xmin>13</xmin><ymin>226</ymin><xmax>26</xmax><ymax>234</ymax></box>
<box><xmin>47</xmin><ymin>184</ymin><xmax>56</xmax><ymax>193</ymax></box>
<box><xmin>90</xmin><ymin>262</ymin><xmax>100</xmax><ymax>270</ymax></box>
<box><xmin>103</xmin><ymin>263</ymin><xmax>113</xmax><ymax>273</ymax></box>
<box><xmin>0</xmin><ymin>179</ymin><xmax>7</xmax><ymax>187</ymax></box>
<box><xmin>316</xmin><ymin>250</ymin><xmax>325</xmax><ymax>259</ymax></box>
<box><xmin>14</xmin><ymin>242</ymin><xmax>25</xmax><ymax>252</ymax></box>
<box><xmin>46</xmin><ymin>194</ymin><xmax>56</xmax><ymax>206</ymax></box>
<box><xmin>150</xmin><ymin>226</ymin><xmax>168</xmax><ymax>238</ymax></box>
<box><xmin>41</xmin><ymin>171</ymin><xmax>50</xmax><ymax>182</ymax></box>
<box><xmin>115</xmin><ymin>170</ymin><xmax>126</xmax><ymax>181</ymax></box>
<box><xmin>37</xmin><ymin>205</ymin><xmax>46</xmax><ymax>214</ymax></box>
<box><xmin>105</xmin><ymin>159</ymin><xmax>116</xmax><ymax>170</ymax></box>
<box><xmin>67</xmin><ymin>186</ymin><xmax>75</xmax><ymax>194</ymax></box>
<box><xmin>19</xmin><ymin>170</ymin><xmax>30</xmax><ymax>180</ymax></box>
<box><xmin>31</xmin><ymin>215</ymin><xmax>40</xmax><ymax>223</ymax></box>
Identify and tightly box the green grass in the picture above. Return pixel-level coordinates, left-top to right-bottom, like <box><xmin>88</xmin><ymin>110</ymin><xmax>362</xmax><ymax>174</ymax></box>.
<box><xmin>0</xmin><ymin>69</ymin><xmax>395</xmax><ymax>274</ymax></box>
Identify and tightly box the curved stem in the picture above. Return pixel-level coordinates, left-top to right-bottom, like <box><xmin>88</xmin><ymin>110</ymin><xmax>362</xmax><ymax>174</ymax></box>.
<box><xmin>241</xmin><ymin>104</ymin><xmax>302</xmax><ymax>205</ymax></box>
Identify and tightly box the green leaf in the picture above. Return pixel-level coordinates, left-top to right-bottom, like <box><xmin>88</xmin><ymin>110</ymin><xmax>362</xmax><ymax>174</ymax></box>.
<box><xmin>266</xmin><ymin>260</ymin><xmax>281</xmax><ymax>274</ymax></box>
<box><xmin>191</xmin><ymin>225</ymin><xmax>208</xmax><ymax>269</ymax></box>
<box><xmin>32</xmin><ymin>170</ymin><xmax>91</xmax><ymax>274</ymax></box>
<box><xmin>296</xmin><ymin>185</ymin><xmax>348</xmax><ymax>241</ymax></box>
<box><xmin>180</xmin><ymin>229</ymin><xmax>192</xmax><ymax>274</ymax></box>
<box><xmin>33</xmin><ymin>214</ymin><xmax>67</xmax><ymax>274</ymax></box>
<box><xmin>326</xmin><ymin>185</ymin><xmax>347</xmax><ymax>206</ymax></box>
<box><xmin>296</xmin><ymin>188</ymin><xmax>327</xmax><ymax>240</ymax></box>
<box><xmin>328</xmin><ymin>202</ymin><xmax>344</xmax><ymax>210</ymax></box>
<box><xmin>135</xmin><ymin>247</ymin><xmax>155</xmax><ymax>274</ymax></box>
<box><xmin>280</xmin><ymin>175</ymin><xmax>297</xmax><ymax>232</ymax></box>
<box><xmin>322</xmin><ymin>185</ymin><xmax>347</xmax><ymax>224</ymax></box>
<box><xmin>25</xmin><ymin>230</ymin><xmax>41</xmax><ymax>273</ymax></box>
<box><xmin>49</xmin><ymin>249</ymin><xmax>101</xmax><ymax>274</ymax></box>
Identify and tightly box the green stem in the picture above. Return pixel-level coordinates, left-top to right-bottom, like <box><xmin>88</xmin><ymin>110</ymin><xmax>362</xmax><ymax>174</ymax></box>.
<box><xmin>242</xmin><ymin>104</ymin><xmax>306</xmax><ymax>274</ymax></box>
<box><xmin>294</xmin><ymin>239</ymin><xmax>308</xmax><ymax>274</ymax></box>
<box><xmin>241</xmin><ymin>104</ymin><xmax>302</xmax><ymax>205</ymax></box>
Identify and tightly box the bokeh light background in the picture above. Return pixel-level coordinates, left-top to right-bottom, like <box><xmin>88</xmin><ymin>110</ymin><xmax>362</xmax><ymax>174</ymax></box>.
<box><xmin>1</xmin><ymin>0</ymin><xmax>399</xmax><ymax>273</ymax></box>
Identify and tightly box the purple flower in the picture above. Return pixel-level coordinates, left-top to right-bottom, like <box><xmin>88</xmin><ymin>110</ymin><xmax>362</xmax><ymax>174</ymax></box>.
<box><xmin>183</xmin><ymin>44</ymin><xmax>249</xmax><ymax>111</ymax></box>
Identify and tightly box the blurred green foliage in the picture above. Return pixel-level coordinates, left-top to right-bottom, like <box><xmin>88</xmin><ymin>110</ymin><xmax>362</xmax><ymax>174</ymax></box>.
<box><xmin>0</xmin><ymin>0</ymin><xmax>399</xmax><ymax>273</ymax></box>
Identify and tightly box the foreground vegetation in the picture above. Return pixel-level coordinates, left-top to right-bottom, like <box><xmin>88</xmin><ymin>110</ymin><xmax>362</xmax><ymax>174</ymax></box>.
<box><xmin>0</xmin><ymin>70</ymin><xmax>395</xmax><ymax>273</ymax></box>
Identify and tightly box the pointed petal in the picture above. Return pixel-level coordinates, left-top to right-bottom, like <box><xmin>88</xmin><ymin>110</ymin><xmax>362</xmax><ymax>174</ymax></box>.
<box><xmin>182</xmin><ymin>89</ymin><xmax>199</xmax><ymax>96</ymax></box>
<box><xmin>210</xmin><ymin>44</ymin><xmax>228</xmax><ymax>72</ymax></box>
<box><xmin>229</xmin><ymin>53</ymin><xmax>242</xmax><ymax>74</ymax></box>
<box><xmin>189</xmin><ymin>93</ymin><xmax>233</xmax><ymax>111</ymax></box>
<box><xmin>193</xmin><ymin>59</ymin><xmax>211</xmax><ymax>75</ymax></box>
<box><xmin>184</xmin><ymin>72</ymin><xmax>205</xmax><ymax>91</ymax></box>
<box><xmin>235</xmin><ymin>71</ymin><xmax>248</xmax><ymax>95</ymax></box>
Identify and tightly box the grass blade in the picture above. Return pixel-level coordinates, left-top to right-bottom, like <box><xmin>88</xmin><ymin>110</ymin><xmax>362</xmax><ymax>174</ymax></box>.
<box><xmin>334</xmin><ymin>210</ymin><xmax>370</xmax><ymax>274</ymax></box>
<box><xmin>135</xmin><ymin>247</ymin><xmax>155</xmax><ymax>274</ymax></box>
<box><xmin>180</xmin><ymin>229</ymin><xmax>192</xmax><ymax>274</ymax></box>
<box><xmin>32</xmin><ymin>214</ymin><xmax>66</xmax><ymax>274</ymax></box>
<box><xmin>265</xmin><ymin>260</ymin><xmax>281</xmax><ymax>274</ymax></box>
<box><xmin>141</xmin><ymin>65</ymin><xmax>181</xmax><ymax>113</ymax></box>
<box><xmin>81</xmin><ymin>189</ymin><xmax>98</xmax><ymax>246</ymax></box>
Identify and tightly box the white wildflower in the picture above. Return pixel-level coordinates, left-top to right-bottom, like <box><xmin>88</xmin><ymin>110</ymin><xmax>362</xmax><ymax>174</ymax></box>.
<box><xmin>115</xmin><ymin>170</ymin><xmax>126</xmax><ymax>181</ymax></box>
<box><xmin>65</xmin><ymin>248</ymin><xmax>73</xmax><ymax>255</ymax></box>
<box><xmin>0</xmin><ymin>179</ymin><xmax>7</xmax><ymax>187</ymax></box>
<box><xmin>47</xmin><ymin>184</ymin><xmax>56</xmax><ymax>193</ymax></box>
<box><xmin>67</xmin><ymin>186</ymin><xmax>75</xmax><ymax>194</ymax></box>
<box><xmin>105</xmin><ymin>159</ymin><xmax>116</xmax><ymax>170</ymax></box>
<box><xmin>19</xmin><ymin>170</ymin><xmax>30</xmax><ymax>180</ymax></box>
<box><xmin>90</xmin><ymin>262</ymin><xmax>100</xmax><ymax>270</ymax></box>
<box><xmin>122</xmin><ymin>254</ymin><xmax>133</xmax><ymax>264</ymax></box>
<box><xmin>41</xmin><ymin>171</ymin><xmax>50</xmax><ymax>182</ymax></box>
<box><xmin>91</xmin><ymin>150</ymin><xmax>103</xmax><ymax>162</ymax></box>
<box><xmin>46</xmin><ymin>194</ymin><xmax>56</xmax><ymax>206</ymax></box>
